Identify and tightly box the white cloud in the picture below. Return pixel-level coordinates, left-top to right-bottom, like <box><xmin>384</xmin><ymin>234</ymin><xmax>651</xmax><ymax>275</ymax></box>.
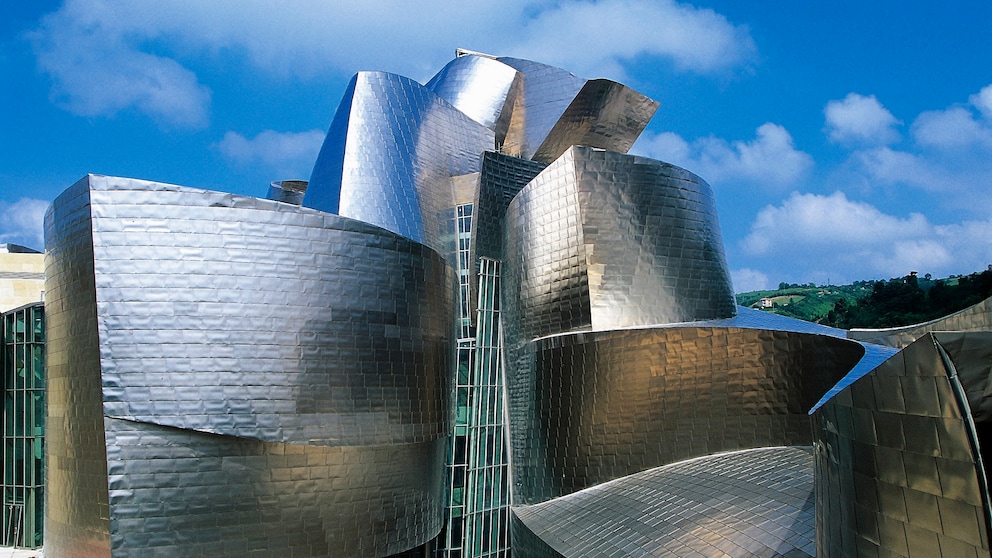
<box><xmin>731</xmin><ymin>268</ymin><xmax>770</xmax><ymax>293</ymax></box>
<box><xmin>740</xmin><ymin>191</ymin><xmax>992</xmax><ymax>281</ymax></box>
<box><xmin>632</xmin><ymin>131</ymin><xmax>691</xmax><ymax>163</ymax></box>
<box><xmin>0</xmin><ymin>198</ymin><xmax>49</xmax><ymax>250</ymax></box>
<box><xmin>911</xmin><ymin>106</ymin><xmax>992</xmax><ymax>150</ymax></box>
<box><xmin>970</xmin><ymin>84</ymin><xmax>992</xmax><ymax>120</ymax></box>
<box><xmin>27</xmin><ymin>0</ymin><xmax>756</xmax><ymax>126</ymax></box>
<box><xmin>217</xmin><ymin>129</ymin><xmax>325</xmax><ymax>179</ymax></box>
<box><xmin>508</xmin><ymin>0</ymin><xmax>757</xmax><ymax>78</ymax></box>
<box><xmin>833</xmin><ymin>84</ymin><xmax>992</xmax><ymax>216</ymax></box>
<box><xmin>28</xmin><ymin>0</ymin><xmax>211</xmax><ymax>128</ymax></box>
<box><xmin>851</xmin><ymin>147</ymin><xmax>947</xmax><ymax>192</ymax></box>
<box><xmin>633</xmin><ymin>123</ymin><xmax>812</xmax><ymax>190</ymax></box>
<box><xmin>824</xmin><ymin>93</ymin><xmax>901</xmax><ymax>145</ymax></box>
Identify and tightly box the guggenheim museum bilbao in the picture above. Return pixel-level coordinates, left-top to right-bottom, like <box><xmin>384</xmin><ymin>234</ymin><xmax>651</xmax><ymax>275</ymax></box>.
<box><xmin>43</xmin><ymin>50</ymin><xmax>992</xmax><ymax>557</ymax></box>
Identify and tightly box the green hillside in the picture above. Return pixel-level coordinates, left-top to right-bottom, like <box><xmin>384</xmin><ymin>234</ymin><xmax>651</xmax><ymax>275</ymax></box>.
<box><xmin>736</xmin><ymin>267</ymin><xmax>992</xmax><ymax>327</ymax></box>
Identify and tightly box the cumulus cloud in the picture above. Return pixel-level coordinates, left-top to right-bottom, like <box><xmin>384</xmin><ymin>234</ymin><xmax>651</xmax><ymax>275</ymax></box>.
<box><xmin>970</xmin><ymin>84</ymin><xmax>992</xmax><ymax>120</ymax></box>
<box><xmin>633</xmin><ymin>123</ymin><xmax>812</xmax><ymax>190</ymax></box>
<box><xmin>508</xmin><ymin>0</ymin><xmax>757</xmax><ymax>78</ymax></box>
<box><xmin>28</xmin><ymin>0</ymin><xmax>211</xmax><ymax>128</ymax></box>
<box><xmin>0</xmin><ymin>198</ymin><xmax>49</xmax><ymax>250</ymax></box>
<box><xmin>851</xmin><ymin>147</ymin><xmax>948</xmax><ymax>192</ymax></box>
<box><xmin>824</xmin><ymin>93</ymin><xmax>901</xmax><ymax>145</ymax></box>
<box><xmin>911</xmin><ymin>106</ymin><xmax>992</xmax><ymax>150</ymax></box>
<box><xmin>27</xmin><ymin>0</ymin><xmax>756</xmax><ymax>125</ymax></box>
<box><xmin>834</xmin><ymin>84</ymin><xmax>992</xmax><ymax>215</ymax></box>
<box><xmin>740</xmin><ymin>191</ymin><xmax>992</xmax><ymax>281</ymax></box>
<box><xmin>217</xmin><ymin>129</ymin><xmax>325</xmax><ymax>178</ymax></box>
<box><xmin>731</xmin><ymin>268</ymin><xmax>770</xmax><ymax>293</ymax></box>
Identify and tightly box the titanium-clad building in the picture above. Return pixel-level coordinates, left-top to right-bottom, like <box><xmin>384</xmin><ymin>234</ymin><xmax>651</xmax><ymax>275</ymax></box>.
<box><xmin>45</xmin><ymin>176</ymin><xmax>454</xmax><ymax>557</ymax></box>
<box><xmin>42</xmin><ymin>50</ymin><xmax>992</xmax><ymax>557</ymax></box>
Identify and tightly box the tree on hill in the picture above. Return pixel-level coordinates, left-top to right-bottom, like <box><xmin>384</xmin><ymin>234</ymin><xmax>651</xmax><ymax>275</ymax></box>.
<box><xmin>822</xmin><ymin>268</ymin><xmax>992</xmax><ymax>329</ymax></box>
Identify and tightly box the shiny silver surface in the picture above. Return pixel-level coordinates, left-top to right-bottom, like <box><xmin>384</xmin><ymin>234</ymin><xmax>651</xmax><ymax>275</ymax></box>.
<box><xmin>494</xmin><ymin>57</ymin><xmax>586</xmax><ymax>160</ymax></box>
<box><xmin>426</xmin><ymin>54</ymin><xmax>520</xmax><ymax>135</ymax></box>
<box><xmin>265</xmin><ymin>179</ymin><xmax>308</xmax><ymax>205</ymax></box>
<box><xmin>45</xmin><ymin>175</ymin><xmax>455</xmax><ymax>557</ymax></box>
<box><xmin>502</xmin><ymin>145</ymin><xmax>737</xmax><ymax>346</ymax></box>
<box><xmin>44</xmin><ymin>177</ymin><xmax>111</xmax><ymax>557</ymax></box>
<box><xmin>812</xmin><ymin>332</ymin><xmax>992</xmax><ymax>557</ymax></box>
<box><xmin>43</xmin><ymin>51</ymin><xmax>987</xmax><ymax>558</ymax></box>
<box><xmin>531</xmin><ymin>79</ymin><xmax>659</xmax><ymax>164</ymax></box>
<box><xmin>512</xmin><ymin>447</ymin><xmax>817</xmax><ymax>557</ymax></box>
<box><xmin>304</xmin><ymin>71</ymin><xmax>494</xmax><ymax>261</ymax></box>
<box><xmin>505</xmin><ymin>325</ymin><xmax>865</xmax><ymax>505</ymax></box>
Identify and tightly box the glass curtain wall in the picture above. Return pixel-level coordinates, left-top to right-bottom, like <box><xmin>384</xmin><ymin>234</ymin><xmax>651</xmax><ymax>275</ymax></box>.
<box><xmin>441</xmin><ymin>204</ymin><xmax>477</xmax><ymax>557</ymax></box>
<box><xmin>440</xmin><ymin>208</ymin><xmax>511</xmax><ymax>557</ymax></box>
<box><xmin>2</xmin><ymin>303</ymin><xmax>44</xmax><ymax>549</ymax></box>
<box><xmin>463</xmin><ymin>258</ymin><xmax>509</xmax><ymax>557</ymax></box>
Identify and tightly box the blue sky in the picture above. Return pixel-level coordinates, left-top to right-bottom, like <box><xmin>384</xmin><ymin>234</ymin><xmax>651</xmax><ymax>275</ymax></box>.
<box><xmin>2</xmin><ymin>1</ymin><xmax>991</xmax><ymax>291</ymax></box>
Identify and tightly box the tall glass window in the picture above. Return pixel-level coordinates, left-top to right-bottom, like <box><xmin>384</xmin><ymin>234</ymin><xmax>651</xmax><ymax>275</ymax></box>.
<box><xmin>2</xmin><ymin>303</ymin><xmax>44</xmax><ymax>549</ymax></box>
<box><xmin>441</xmin><ymin>204</ymin><xmax>478</xmax><ymax>557</ymax></box>
<box><xmin>441</xmin><ymin>207</ymin><xmax>510</xmax><ymax>558</ymax></box>
<box><xmin>463</xmin><ymin>258</ymin><xmax>509</xmax><ymax>557</ymax></box>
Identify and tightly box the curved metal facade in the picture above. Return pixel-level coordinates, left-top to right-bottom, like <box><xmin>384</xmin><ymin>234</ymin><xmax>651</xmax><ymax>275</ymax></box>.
<box><xmin>305</xmin><ymin>71</ymin><xmax>494</xmax><ymax>260</ymax></box>
<box><xmin>531</xmin><ymin>79</ymin><xmax>659</xmax><ymax>164</ymax></box>
<box><xmin>45</xmin><ymin>175</ymin><xmax>455</xmax><ymax>557</ymax></box>
<box><xmin>812</xmin><ymin>332</ymin><xmax>992</xmax><ymax>557</ymax></box>
<box><xmin>502</xmin><ymin>145</ymin><xmax>737</xmax><ymax>346</ymax></box>
<box><xmin>849</xmin><ymin>295</ymin><xmax>992</xmax><ymax>348</ymax></box>
<box><xmin>426</xmin><ymin>54</ymin><xmax>520</xmax><ymax>134</ymax></box>
<box><xmin>41</xmin><ymin>51</ymin><xmax>992</xmax><ymax>558</ymax></box>
<box><xmin>506</xmin><ymin>326</ymin><xmax>865</xmax><ymax>505</ymax></box>
<box><xmin>492</xmin><ymin>57</ymin><xmax>586</xmax><ymax>160</ymax></box>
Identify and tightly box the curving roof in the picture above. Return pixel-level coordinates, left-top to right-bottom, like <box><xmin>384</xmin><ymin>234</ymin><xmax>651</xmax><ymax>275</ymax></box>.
<box><xmin>512</xmin><ymin>447</ymin><xmax>818</xmax><ymax>557</ymax></box>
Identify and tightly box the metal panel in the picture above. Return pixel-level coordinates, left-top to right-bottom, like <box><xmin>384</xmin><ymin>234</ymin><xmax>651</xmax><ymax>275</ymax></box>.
<box><xmin>512</xmin><ymin>447</ymin><xmax>818</xmax><ymax>557</ymax></box>
<box><xmin>502</xmin><ymin>146</ymin><xmax>737</xmax><ymax>347</ymax></box>
<box><xmin>304</xmin><ymin>71</ymin><xmax>494</xmax><ymax>263</ymax></box>
<box><xmin>850</xmin><ymin>296</ymin><xmax>992</xmax><ymax>348</ymax></box>
<box><xmin>265</xmin><ymin>180</ymin><xmax>308</xmax><ymax>205</ymax></box>
<box><xmin>44</xmin><ymin>176</ymin><xmax>111</xmax><ymax>558</ymax></box>
<box><xmin>812</xmin><ymin>333</ymin><xmax>992</xmax><ymax>557</ymax></box>
<box><xmin>935</xmin><ymin>331</ymin><xmax>992</xmax><ymax>423</ymax></box>
<box><xmin>531</xmin><ymin>79</ymin><xmax>659</xmax><ymax>164</ymax></box>
<box><xmin>494</xmin><ymin>58</ymin><xmax>586</xmax><ymax>160</ymax></box>
<box><xmin>45</xmin><ymin>175</ymin><xmax>456</xmax><ymax>557</ymax></box>
<box><xmin>506</xmin><ymin>326</ymin><xmax>865</xmax><ymax>505</ymax></box>
<box><xmin>426</xmin><ymin>54</ymin><xmax>520</xmax><ymax>134</ymax></box>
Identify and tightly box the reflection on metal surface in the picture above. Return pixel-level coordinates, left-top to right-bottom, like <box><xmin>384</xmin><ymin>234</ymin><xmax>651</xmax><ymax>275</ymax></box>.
<box><xmin>44</xmin><ymin>175</ymin><xmax>454</xmax><ymax>557</ymax></box>
<box><xmin>532</xmin><ymin>79</ymin><xmax>659</xmax><ymax>164</ymax></box>
<box><xmin>426</xmin><ymin>55</ymin><xmax>520</xmax><ymax>135</ymax></box>
<box><xmin>43</xmin><ymin>50</ymin><xmax>992</xmax><ymax>558</ymax></box>
<box><xmin>266</xmin><ymin>179</ymin><xmax>308</xmax><ymax>205</ymax></box>
<box><xmin>850</xmin><ymin>295</ymin><xmax>992</xmax><ymax>348</ymax></box>
<box><xmin>812</xmin><ymin>333</ymin><xmax>992</xmax><ymax>557</ymax></box>
<box><xmin>494</xmin><ymin>57</ymin><xmax>586</xmax><ymax>160</ymax></box>
<box><xmin>502</xmin><ymin>146</ymin><xmax>737</xmax><ymax>345</ymax></box>
<box><xmin>304</xmin><ymin>71</ymin><xmax>493</xmax><ymax>261</ymax></box>
<box><xmin>506</xmin><ymin>326</ymin><xmax>864</xmax><ymax>505</ymax></box>
<box><xmin>512</xmin><ymin>447</ymin><xmax>817</xmax><ymax>557</ymax></box>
